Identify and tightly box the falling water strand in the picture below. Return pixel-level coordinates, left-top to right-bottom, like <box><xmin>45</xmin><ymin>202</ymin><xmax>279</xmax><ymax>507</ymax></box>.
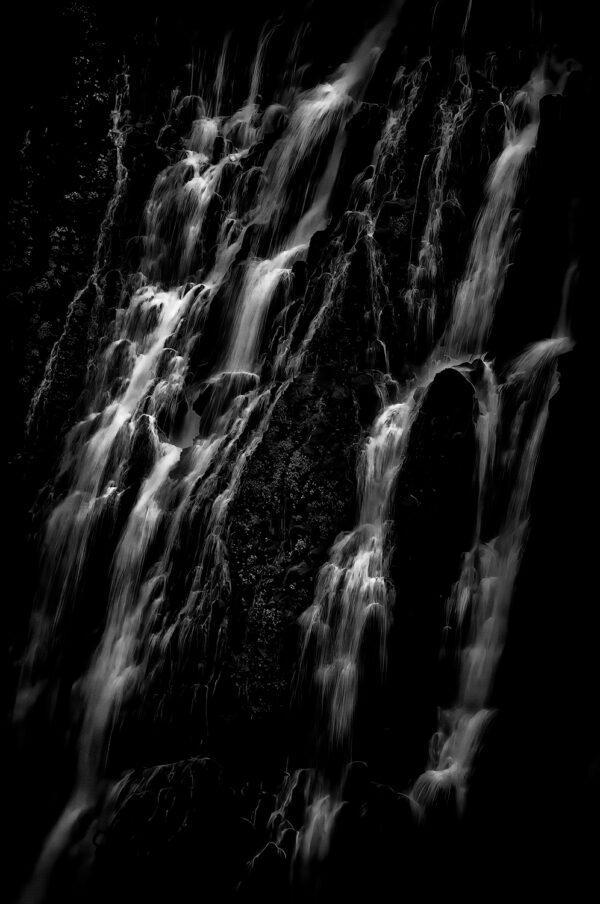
<box><xmin>443</xmin><ymin>65</ymin><xmax>554</xmax><ymax>355</ymax></box>
<box><xmin>297</xmin><ymin>385</ymin><xmax>417</xmax><ymax>862</ymax></box>
<box><xmin>404</xmin><ymin>55</ymin><xmax>472</xmax><ymax>342</ymax></box>
<box><xmin>413</xmin><ymin>336</ymin><xmax>572</xmax><ymax>812</ymax></box>
<box><xmin>26</xmin><ymin>71</ymin><xmax>131</xmax><ymax>434</ymax></box>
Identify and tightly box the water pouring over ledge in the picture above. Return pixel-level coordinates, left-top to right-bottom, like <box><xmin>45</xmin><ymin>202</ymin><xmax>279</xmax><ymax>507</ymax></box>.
<box><xmin>409</xmin><ymin>58</ymin><xmax>579</xmax><ymax>814</ymax></box>
<box><xmin>291</xmin><ymin>52</ymin><xmax>577</xmax><ymax>863</ymax></box>
<box><xmin>15</xmin><ymin>9</ymin><xmax>410</xmax><ymax>902</ymax></box>
<box><xmin>9</xmin><ymin>3</ymin><xmax>588</xmax><ymax>898</ymax></box>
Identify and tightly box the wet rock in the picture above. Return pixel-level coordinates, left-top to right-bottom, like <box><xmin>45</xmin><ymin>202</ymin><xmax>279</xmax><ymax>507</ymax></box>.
<box><xmin>383</xmin><ymin>367</ymin><xmax>478</xmax><ymax>783</ymax></box>
<box><xmin>330</xmin><ymin>103</ymin><xmax>387</xmax><ymax>223</ymax></box>
<box><xmin>307</xmin><ymin>542</ymin><xmax>328</xmax><ymax>562</ymax></box>
<box><xmin>283</xmin><ymin>561</ymin><xmax>312</xmax><ymax>587</ymax></box>
<box><xmin>438</xmin><ymin>198</ymin><xmax>467</xmax><ymax>285</ymax></box>
<box><xmin>103</xmin><ymin>337</ymin><xmax>134</xmax><ymax>386</ymax></box>
<box><xmin>231</xmin><ymin>817</ymin><xmax>257</xmax><ymax>864</ymax></box>
<box><xmin>154</xmin><ymin>386</ymin><xmax>188</xmax><ymax>437</ymax></box>
<box><xmin>279</xmin><ymin>826</ymin><xmax>298</xmax><ymax>860</ymax></box>
<box><xmin>192</xmin><ymin>371</ymin><xmax>259</xmax><ymax>433</ymax></box>
<box><xmin>236</xmin><ymin>221</ymin><xmax>266</xmax><ymax>262</ymax></box>
<box><xmin>374</xmin><ymin>197</ymin><xmax>413</xmax><ymax>243</ymax></box>
<box><xmin>224</xmin><ymin>372</ymin><xmax>359</xmax><ymax>767</ymax></box>
<box><xmin>218</xmin><ymin>158</ymin><xmax>241</xmax><ymax>197</ymax></box>
<box><xmin>154</xmin><ymin>347</ymin><xmax>178</xmax><ymax>380</ymax></box>
<box><xmin>284</xmin><ymin>770</ymin><xmax>311</xmax><ymax>829</ymax></box>
<box><xmin>91</xmin><ymin>756</ymin><xmax>246</xmax><ymax>903</ymax></box>
<box><xmin>239</xmin><ymin>842</ymin><xmax>288</xmax><ymax>903</ymax></box>
<box><xmin>349</xmin><ymin>164</ymin><xmax>375</xmax><ymax>211</ymax></box>
<box><xmin>291</xmin><ymin>259</ymin><xmax>307</xmax><ymax>298</ymax></box>
<box><xmin>253</xmin><ymin>793</ymin><xmax>277</xmax><ymax>833</ymax></box>
<box><xmin>342</xmin><ymin>210</ymin><xmax>369</xmax><ymax>251</ymax></box>
<box><xmin>341</xmin><ymin>760</ymin><xmax>369</xmax><ymax>806</ymax></box>
<box><xmin>202</xmin><ymin>191</ymin><xmax>224</xmax><ymax>257</ymax></box>
<box><xmin>538</xmin><ymin>92</ymin><xmax>564</xmax><ymax>146</ymax></box>
<box><xmin>185</xmin><ymin>289</ymin><xmax>231</xmax><ymax>382</ymax></box>
<box><xmin>122</xmin><ymin>413</ymin><xmax>158</xmax><ymax>492</ymax></box>
<box><xmin>172</xmin><ymin>94</ymin><xmax>204</xmax><ymax>136</ymax></box>
<box><xmin>238</xmin><ymin>166</ymin><xmax>264</xmax><ymax>213</ymax></box>
<box><xmin>306</xmin><ymin>228</ymin><xmax>330</xmax><ymax>273</ymax></box>
<box><xmin>351</xmin><ymin>372</ymin><xmax>381</xmax><ymax>425</ymax></box>
<box><xmin>261</xmin><ymin>103</ymin><xmax>288</xmax><ymax>138</ymax></box>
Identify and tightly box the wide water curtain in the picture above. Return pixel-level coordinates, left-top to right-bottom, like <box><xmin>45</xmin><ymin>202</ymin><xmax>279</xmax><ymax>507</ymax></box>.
<box><xmin>10</xmin><ymin>4</ymin><xmax>586</xmax><ymax>903</ymax></box>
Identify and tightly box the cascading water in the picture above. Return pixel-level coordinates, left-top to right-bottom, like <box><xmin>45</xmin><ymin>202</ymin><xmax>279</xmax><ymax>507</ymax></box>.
<box><xmin>15</xmin><ymin>14</ymin><xmax>406</xmax><ymax>903</ymax></box>
<box><xmin>286</xmin><ymin>52</ymin><xmax>475</xmax><ymax>862</ymax></box>
<box><xmin>10</xmin><ymin>5</ymin><xmax>587</xmax><ymax>901</ymax></box>
<box><xmin>404</xmin><ymin>54</ymin><xmax>472</xmax><ymax>341</ymax></box>
<box><xmin>412</xmin><ymin>335</ymin><xmax>571</xmax><ymax>812</ymax></box>
<box><xmin>289</xmin><ymin>52</ymin><xmax>576</xmax><ymax>868</ymax></box>
<box><xmin>410</xmin><ymin>61</ymin><xmax>577</xmax><ymax>811</ymax></box>
<box><xmin>297</xmin><ymin>389</ymin><xmax>414</xmax><ymax>859</ymax></box>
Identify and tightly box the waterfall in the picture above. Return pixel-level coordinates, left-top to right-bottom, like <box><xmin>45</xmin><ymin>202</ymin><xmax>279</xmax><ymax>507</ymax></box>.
<box><xmin>306</xmin><ymin>398</ymin><xmax>412</xmax><ymax>747</ymax></box>
<box><xmin>411</xmin><ymin>63</ymin><xmax>576</xmax><ymax>809</ymax></box>
<box><xmin>10</xmin><ymin>5</ymin><xmax>586</xmax><ymax>900</ymax></box>
<box><xmin>297</xmin><ymin>385</ymin><xmax>418</xmax><ymax>861</ymax></box>
<box><xmin>15</xmin><ymin>15</ymin><xmax>406</xmax><ymax>903</ymax></box>
<box><xmin>446</xmin><ymin>60</ymin><xmax>574</xmax><ymax>355</ymax></box>
<box><xmin>291</xmin><ymin>52</ymin><xmax>574</xmax><ymax>864</ymax></box>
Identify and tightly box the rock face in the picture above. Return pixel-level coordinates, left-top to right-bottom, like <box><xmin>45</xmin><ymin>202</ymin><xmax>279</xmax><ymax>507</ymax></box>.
<box><xmin>385</xmin><ymin>368</ymin><xmax>478</xmax><ymax>780</ymax></box>
<box><xmin>5</xmin><ymin>3</ymin><xmax>593</xmax><ymax>904</ymax></box>
<box><xmin>224</xmin><ymin>371</ymin><xmax>359</xmax><ymax>762</ymax></box>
